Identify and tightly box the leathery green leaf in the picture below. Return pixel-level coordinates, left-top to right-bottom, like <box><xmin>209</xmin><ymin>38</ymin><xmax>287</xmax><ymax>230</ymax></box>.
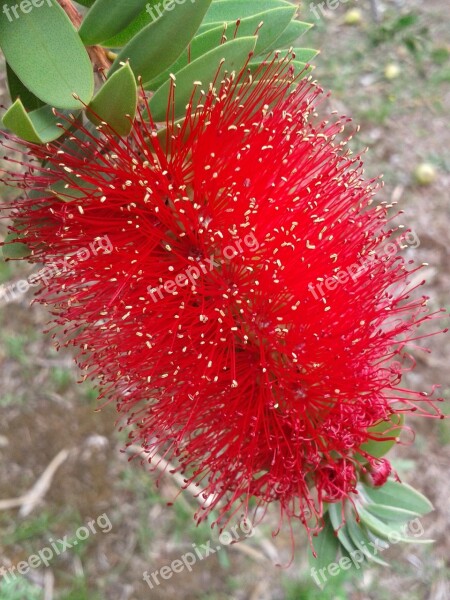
<box><xmin>110</xmin><ymin>0</ymin><xmax>213</xmax><ymax>83</ymax></box>
<box><xmin>101</xmin><ymin>0</ymin><xmax>160</xmax><ymax>47</ymax></box>
<box><xmin>0</xmin><ymin>0</ymin><xmax>93</xmax><ymax>109</ymax></box>
<box><xmin>308</xmin><ymin>514</ymin><xmax>340</xmax><ymax>575</ymax></box>
<box><xmin>198</xmin><ymin>7</ymin><xmax>296</xmax><ymax>54</ymax></box>
<box><xmin>362</xmin><ymin>480</ymin><xmax>434</xmax><ymax>515</ymax></box>
<box><xmin>266</xmin><ymin>19</ymin><xmax>312</xmax><ymax>51</ymax></box>
<box><xmin>345</xmin><ymin>511</ymin><xmax>389</xmax><ymax>566</ymax></box>
<box><xmin>149</xmin><ymin>36</ymin><xmax>257</xmax><ymax>122</ymax></box>
<box><xmin>79</xmin><ymin>0</ymin><xmax>151</xmax><ymax>46</ymax></box>
<box><xmin>328</xmin><ymin>503</ymin><xmax>360</xmax><ymax>557</ymax></box>
<box><xmin>2</xmin><ymin>230</ymin><xmax>30</xmax><ymax>259</ymax></box>
<box><xmin>2</xmin><ymin>99</ymin><xmax>67</xmax><ymax>143</ymax></box>
<box><xmin>145</xmin><ymin>8</ymin><xmax>296</xmax><ymax>91</ymax></box>
<box><xmin>357</xmin><ymin>413</ymin><xmax>404</xmax><ymax>462</ymax></box>
<box><xmin>201</xmin><ymin>0</ymin><xmax>294</xmax><ymax>24</ymax></box>
<box><xmin>88</xmin><ymin>63</ymin><xmax>137</xmax><ymax>135</ymax></box>
<box><xmin>6</xmin><ymin>63</ymin><xmax>44</xmax><ymax>111</ymax></box>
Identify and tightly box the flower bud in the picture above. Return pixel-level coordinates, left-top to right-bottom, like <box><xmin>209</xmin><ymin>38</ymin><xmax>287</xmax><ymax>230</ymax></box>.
<box><xmin>364</xmin><ymin>458</ymin><xmax>392</xmax><ymax>487</ymax></box>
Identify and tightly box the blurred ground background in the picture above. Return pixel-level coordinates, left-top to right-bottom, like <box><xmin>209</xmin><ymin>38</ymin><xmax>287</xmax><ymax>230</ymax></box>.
<box><xmin>0</xmin><ymin>0</ymin><xmax>449</xmax><ymax>598</ymax></box>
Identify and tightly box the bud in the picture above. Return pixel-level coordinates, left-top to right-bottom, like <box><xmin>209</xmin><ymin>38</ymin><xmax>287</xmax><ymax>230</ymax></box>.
<box><xmin>364</xmin><ymin>458</ymin><xmax>392</xmax><ymax>487</ymax></box>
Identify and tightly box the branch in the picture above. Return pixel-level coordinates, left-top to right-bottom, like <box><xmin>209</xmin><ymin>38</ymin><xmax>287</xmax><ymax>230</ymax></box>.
<box><xmin>0</xmin><ymin>449</ymin><xmax>70</xmax><ymax>516</ymax></box>
<box><xmin>57</xmin><ymin>0</ymin><xmax>111</xmax><ymax>73</ymax></box>
<box><xmin>125</xmin><ymin>445</ymin><xmax>278</xmax><ymax>563</ymax></box>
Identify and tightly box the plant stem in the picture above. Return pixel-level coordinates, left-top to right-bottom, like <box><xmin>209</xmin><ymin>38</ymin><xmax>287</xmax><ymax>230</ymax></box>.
<box><xmin>57</xmin><ymin>0</ymin><xmax>111</xmax><ymax>74</ymax></box>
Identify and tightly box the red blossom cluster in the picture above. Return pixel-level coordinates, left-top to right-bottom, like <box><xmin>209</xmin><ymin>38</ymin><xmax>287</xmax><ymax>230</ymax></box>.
<box><xmin>1</xmin><ymin>55</ymin><xmax>445</xmax><ymax>544</ymax></box>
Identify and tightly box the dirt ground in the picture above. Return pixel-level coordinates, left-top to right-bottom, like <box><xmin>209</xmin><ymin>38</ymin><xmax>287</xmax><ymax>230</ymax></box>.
<box><xmin>0</xmin><ymin>1</ymin><xmax>449</xmax><ymax>599</ymax></box>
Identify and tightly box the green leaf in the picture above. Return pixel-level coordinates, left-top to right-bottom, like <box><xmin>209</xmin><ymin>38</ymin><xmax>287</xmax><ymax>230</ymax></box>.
<box><xmin>199</xmin><ymin>7</ymin><xmax>296</xmax><ymax>54</ymax></box>
<box><xmin>74</xmin><ymin>0</ymin><xmax>95</xmax><ymax>7</ymax></box>
<box><xmin>291</xmin><ymin>47</ymin><xmax>319</xmax><ymax>63</ymax></box>
<box><xmin>6</xmin><ymin>63</ymin><xmax>44</xmax><ymax>111</ymax></box>
<box><xmin>201</xmin><ymin>0</ymin><xmax>294</xmax><ymax>24</ymax></box>
<box><xmin>149</xmin><ymin>36</ymin><xmax>257</xmax><ymax>122</ymax></box>
<box><xmin>2</xmin><ymin>231</ymin><xmax>30</xmax><ymax>259</ymax></box>
<box><xmin>144</xmin><ymin>25</ymin><xmax>224</xmax><ymax>90</ymax></box>
<box><xmin>345</xmin><ymin>511</ymin><xmax>389</xmax><ymax>566</ymax></box>
<box><xmin>246</xmin><ymin>58</ymin><xmax>310</xmax><ymax>79</ymax></box>
<box><xmin>145</xmin><ymin>7</ymin><xmax>296</xmax><ymax>91</ymax></box>
<box><xmin>87</xmin><ymin>63</ymin><xmax>137</xmax><ymax>135</ymax></box>
<box><xmin>361</xmin><ymin>480</ymin><xmax>434</xmax><ymax>515</ymax></box>
<box><xmin>0</xmin><ymin>0</ymin><xmax>93</xmax><ymax>109</ymax></box>
<box><xmin>79</xmin><ymin>0</ymin><xmax>151</xmax><ymax>45</ymax></box>
<box><xmin>357</xmin><ymin>413</ymin><xmax>404</xmax><ymax>462</ymax></box>
<box><xmin>266</xmin><ymin>19</ymin><xmax>312</xmax><ymax>51</ymax></box>
<box><xmin>49</xmin><ymin>179</ymin><xmax>96</xmax><ymax>202</ymax></box>
<box><xmin>102</xmin><ymin>0</ymin><xmax>160</xmax><ymax>47</ymax></box>
<box><xmin>309</xmin><ymin>514</ymin><xmax>339</xmax><ymax>573</ymax></box>
<box><xmin>291</xmin><ymin>61</ymin><xmax>312</xmax><ymax>75</ymax></box>
<box><xmin>2</xmin><ymin>99</ymin><xmax>67</xmax><ymax>143</ymax></box>
<box><xmin>110</xmin><ymin>0</ymin><xmax>213</xmax><ymax>82</ymax></box>
<box><xmin>327</xmin><ymin>503</ymin><xmax>360</xmax><ymax>556</ymax></box>
<box><xmin>358</xmin><ymin>506</ymin><xmax>431</xmax><ymax>544</ymax></box>
<box><xmin>357</xmin><ymin>507</ymin><xmax>402</xmax><ymax>541</ymax></box>
<box><xmin>365</xmin><ymin>503</ymin><xmax>421</xmax><ymax>522</ymax></box>
<box><xmin>52</xmin><ymin>118</ymin><xmax>101</xmax><ymax>163</ymax></box>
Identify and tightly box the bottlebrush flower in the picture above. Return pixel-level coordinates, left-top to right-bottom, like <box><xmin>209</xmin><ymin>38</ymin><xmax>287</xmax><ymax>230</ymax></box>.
<box><xmin>1</xmin><ymin>54</ymin><xmax>445</xmax><ymax>548</ymax></box>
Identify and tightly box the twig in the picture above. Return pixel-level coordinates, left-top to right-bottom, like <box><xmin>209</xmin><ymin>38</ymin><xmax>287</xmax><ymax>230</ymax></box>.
<box><xmin>125</xmin><ymin>444</ymin><xmax>278</xmax><ymax>563</ymax></box>
<box><xmin>229</xmin><ymin>541</ymin><xmax>267</xmax><ymax>563</ymax></box>
<box><xmin>44</xmin><ymin>570</ymin><xmax>54</xmax><ymax>600</ymax></box>
<box><xmin>126</xmin><ymin>444</ymin><xmax>216</xmax><ymax>508</ymax></box>
<box><xmin>57</xmin><ymin>0</ymin><xmax>82</xmax><ymax>27</ymax></box>
<box><xmin>369</xmin><ymin>0</ymin><xmax>383</xmax><ymax>23</ymax></box>
<box><xmin>0</xmin><ymin>449</ymin><xmax>70</xmax><ymax>516</ymax></box>
<box><xmin>57</xmin><ymin>0</ymin><xmax>111</xmax><ymax>73</ymax></box>
<box><xmin>250</xmin><ymin>580</ymin><xmax>270</xmax><ymax>600</ymax></box>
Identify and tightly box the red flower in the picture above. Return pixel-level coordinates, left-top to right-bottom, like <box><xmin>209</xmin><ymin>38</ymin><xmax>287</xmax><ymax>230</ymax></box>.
<box><xmin>365</xmin><ymin>458</ymin><xmax>392</xmax><ymax>488</ymax></box>
<box><xmin>1</xmin><ymin>55</ymin><xmax>445</xmax><ymax>546</ymax></box>
<box><xmin>316</xmin><ymin>460</ymin><xmax>358</xmax><ymax>503</ymax></box>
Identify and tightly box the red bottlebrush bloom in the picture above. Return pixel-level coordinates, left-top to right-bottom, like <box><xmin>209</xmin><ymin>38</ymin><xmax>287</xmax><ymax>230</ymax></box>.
<box><xmin>1</xmin><ymin>55</ymin><xmax>445</xmax><ymax>547</ymax></box>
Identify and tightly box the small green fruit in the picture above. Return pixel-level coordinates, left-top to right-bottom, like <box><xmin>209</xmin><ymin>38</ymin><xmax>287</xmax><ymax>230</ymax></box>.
<box><xmin>344</xmin><ymin>9</ymin><xmax>363</xmax><ymax>25</ymax></box>
<box><xmin>414</xmin><ymin>163</ymin><xmax>437</xmax><ymax>185</ymax></box>
<box><xmin>384</xmin><ymin>63</ymin><xmax>401</xmax><ymax>80</ymax></box>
